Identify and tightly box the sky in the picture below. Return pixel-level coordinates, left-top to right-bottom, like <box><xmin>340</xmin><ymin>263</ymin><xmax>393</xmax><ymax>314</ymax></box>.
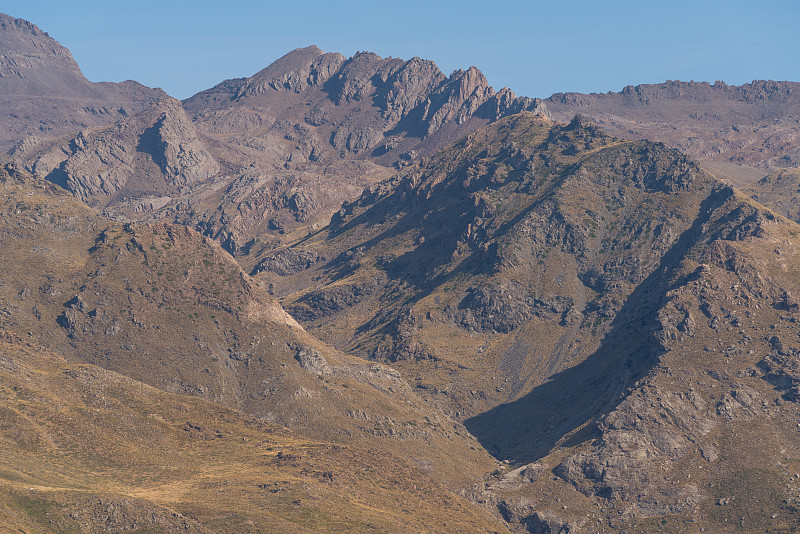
<box><xmin>3</xmin><ymin>0</ymin><xmax>799</xmax><ymax>100</ymax></box>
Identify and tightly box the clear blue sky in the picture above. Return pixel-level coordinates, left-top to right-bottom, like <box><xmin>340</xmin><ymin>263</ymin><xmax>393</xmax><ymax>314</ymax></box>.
<box><xmin>3</xmin><ymin>0</ymin><xmax>799</xmax><ymax>100</ymax></box>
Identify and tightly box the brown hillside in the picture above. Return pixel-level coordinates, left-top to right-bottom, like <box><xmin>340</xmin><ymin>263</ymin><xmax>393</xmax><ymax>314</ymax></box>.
<box><xmin>0</xmin><ymin>164</ymin><xmax>497</xmax><ymax>493</ymax></box>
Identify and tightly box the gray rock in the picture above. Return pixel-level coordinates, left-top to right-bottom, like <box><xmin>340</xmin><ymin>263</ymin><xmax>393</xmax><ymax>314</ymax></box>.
<box><xmin>289</xmin><ymin>276</ymin><xmax>385</xmax><ymax>321</ymax></box>
<box><xmin>252</xmin><ymin>248</ymin><xmax>325</xmax><ymax>276</ymax></box>
<box><xmin>455</xmin><ymin>282</ymin><xmax>573</xmax><ymax>334</ymax></box>
<box><xmin>294</xmin><ymin>346</ymin><xmax>332</xmax><ymax>376</ymax></box>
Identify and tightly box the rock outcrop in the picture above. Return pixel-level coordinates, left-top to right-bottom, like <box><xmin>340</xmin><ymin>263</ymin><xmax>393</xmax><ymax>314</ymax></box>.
<box><xmin>10</xmin><ymin>97</ymin><xmax>218</xmax><ymax>210</ymax></box>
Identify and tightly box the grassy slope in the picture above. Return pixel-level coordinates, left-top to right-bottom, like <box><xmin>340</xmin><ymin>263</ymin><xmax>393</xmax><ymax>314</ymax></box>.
<box><xmin>0</xmin><ymin>331</ymin><xmax>504</xmax><ymax>533</ymax></box>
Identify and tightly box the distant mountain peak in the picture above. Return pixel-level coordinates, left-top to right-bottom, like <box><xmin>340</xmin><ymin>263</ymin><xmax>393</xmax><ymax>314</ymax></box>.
<box><xmin>0</xmin><ymin>11</ymin><xmax>54</xmax><ymax>38</ymax></box>
<box><xmin>237</xmin><ymin>45</ymin><xmax>345</xmax><ymax>96</ymax></box>
<box><xmin>0</xmin><ymin>13</ymin><xmax>165</xmax><ymax>151</ymax></box>
<box><xmin>0</xmin><ymin>11</ymin><xmax>84</xmax><ymax>89</ymax></box>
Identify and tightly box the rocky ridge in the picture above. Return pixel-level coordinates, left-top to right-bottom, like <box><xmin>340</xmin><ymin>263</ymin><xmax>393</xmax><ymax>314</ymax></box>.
<box><xmin>185</xmin><ymin>45</ymin><xmax>549</xmax><ymax>163</ymax></box>
<box><xmin>266</xmin><ymin>112</ymin><xmax>716</xmax><ymax>415</ymax></box>
<box><xmin>7</xmin><ymin>43</ymin><xmax>549</xmax><ymax>268</ymax></box>
<box><xmin>546</xmin><ymin>79</ymin><xmax>800</xmax><ymax>181</ymax></box>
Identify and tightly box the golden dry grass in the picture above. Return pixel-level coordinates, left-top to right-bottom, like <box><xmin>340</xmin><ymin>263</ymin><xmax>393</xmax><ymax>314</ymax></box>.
<box><xmin>0</xmin><ymin>333</ymin><xmax>505</xmax><ymax>533</ymax></box>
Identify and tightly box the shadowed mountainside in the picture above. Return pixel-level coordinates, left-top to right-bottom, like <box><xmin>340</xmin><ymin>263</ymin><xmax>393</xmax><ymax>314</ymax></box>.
<box><xmin>252</xmin><ymin>112</ymin><xmax>800</xmax><ymax>531</ymax></box>
<box><xmin>259</xmin><ymin>113</ymin><xmax>718</xmax><ymax>419</ymax></box>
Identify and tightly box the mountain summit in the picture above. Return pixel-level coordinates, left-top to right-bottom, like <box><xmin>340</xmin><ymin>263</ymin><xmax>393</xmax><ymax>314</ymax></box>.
<box><xmin>185</xmin><ymin>44</ymin><xmax>550</xmax><ymax>162</ymax></box>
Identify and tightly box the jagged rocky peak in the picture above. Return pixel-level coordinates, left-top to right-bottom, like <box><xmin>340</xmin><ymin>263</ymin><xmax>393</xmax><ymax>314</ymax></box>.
<box><xmin>138</xmin><ymin>95</ymin><xmax>203</xmax><ymax>135</ymax></box>
<box><xmin>193</xmin><ymin>45</ymin><xmax>549</xmax><ymax>138</ymax></box>
<box><xmin>378</xmin><ymin>56</ymin><xmax>446</xmax><ymax>121</ymax></box>
<box><xmin>238</xmin><ymin>45</ymin><xmax>346</xmax><ymax>96</ymax></box>
<box><xmin>419</xmin><ymin>65</ymin><xmax>493</xmax><ymax>135</ymax></box>
<box><xmin>451</xmin><ymin>66</ymin><xmax>491</xmax><ymax>101</ymax></box>
<box><xmin>492</xmin><ymin>86</ymin><xmax>550</xmax><ymax>120</ymax></box>
<box><xmin>5</xmin><ymin>36</ymin><xmax>548</xmax><ymax>250</ymax></box>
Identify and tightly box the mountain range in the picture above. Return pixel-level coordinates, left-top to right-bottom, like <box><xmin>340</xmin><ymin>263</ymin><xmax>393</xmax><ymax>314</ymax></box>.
<box><xmin>2</xmin><ymin>11</ymin><xmax>800</xmax><ymax>533</ymax></box>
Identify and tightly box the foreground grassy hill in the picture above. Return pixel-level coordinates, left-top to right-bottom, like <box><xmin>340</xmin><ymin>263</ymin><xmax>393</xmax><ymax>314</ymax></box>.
<box><xmin>0</xmin><ymin>331</ymin><xmax>505</xmax><ymax>533</ymax></box>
